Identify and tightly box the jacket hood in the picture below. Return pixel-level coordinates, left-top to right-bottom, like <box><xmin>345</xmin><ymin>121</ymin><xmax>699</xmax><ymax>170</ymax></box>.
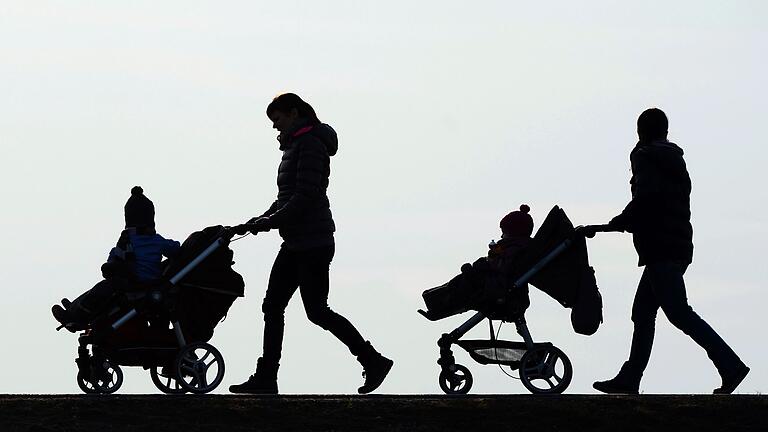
<box><xmin>309</xmin><ymin>123</ymin><xmax>338</xmax><ymax>156</ymax></box>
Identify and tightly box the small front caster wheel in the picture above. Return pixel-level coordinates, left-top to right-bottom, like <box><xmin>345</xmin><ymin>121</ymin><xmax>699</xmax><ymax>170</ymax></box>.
<box><xmin>439</xmin><ymin>364</ymin><xmax>473</xmax><ymax>394</ymax></box>
<box><xmin>77</xmin><ymin>359</ymin><xmax>123</xmax><ymax>394</ymax></box>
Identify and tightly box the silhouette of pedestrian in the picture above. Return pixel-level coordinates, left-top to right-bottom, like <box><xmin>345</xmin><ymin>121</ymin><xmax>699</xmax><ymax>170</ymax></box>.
<box><xmin>230</xmin><ymin>93</ymin><xmax>393</xmax><ymax>394</ymax></box>
<box><xmin>590</xmin><ymin>108</ymin><xmax>749</xmax><ymax>394</ymax></box>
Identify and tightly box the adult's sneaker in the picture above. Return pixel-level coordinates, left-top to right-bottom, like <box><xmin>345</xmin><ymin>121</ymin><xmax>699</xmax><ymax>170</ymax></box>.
<box><xmin>593</xmin><ymin>376</ymin><xmax>639</xmax><ymax>395</ymax></box>
<box><xmin>713</xmin><ymin>364</ymin><xmax>749</xmax><ymax>394</ymax></box>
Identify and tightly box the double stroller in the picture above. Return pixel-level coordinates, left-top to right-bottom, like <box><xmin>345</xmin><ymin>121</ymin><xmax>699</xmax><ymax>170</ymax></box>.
<box><xmin>56</xmin><ymin>225</ymin><xmax>245</xmax><ymax>394</ymax></box>
<box><xmin>419</xmin><ymin>206</ymin><xmax>604</xmax><ymax>394</ymax></box>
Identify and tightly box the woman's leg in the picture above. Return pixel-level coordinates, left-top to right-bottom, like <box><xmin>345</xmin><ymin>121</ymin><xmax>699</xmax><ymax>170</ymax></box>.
<box><xmin>297</xmin><ymin>245</ymin><xmax>367</xmax><ymax>355</ymax></box>
<box><xmin>261</xmin><ymin>246</ymin><xmax>301</xmax><ymax>365</ymax></box>
<box><xmin>230</xmin><ymin>247</ymin><xmax>300</xmax><ymax>394</ymax></box>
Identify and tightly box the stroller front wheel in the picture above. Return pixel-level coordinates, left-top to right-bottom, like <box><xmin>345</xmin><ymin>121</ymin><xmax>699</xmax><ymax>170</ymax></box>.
<box><xmin>439</xmin><ymin>364</ymin><xmax>473</xmax><ymax>394</ymax></box>
<box><xmin>77</xmin><ymin>359</ymin><xmax>124</xmax><ymax>394</ymax></box>
<box><xmin>519</xmin><ymin>345</ymin><xmax>572</xmax><ymax>394</ymax></box>
<box><xmin>76</xmin><ymin>371</ymin><xmax>101</xmax><ymax>394</ymax></box>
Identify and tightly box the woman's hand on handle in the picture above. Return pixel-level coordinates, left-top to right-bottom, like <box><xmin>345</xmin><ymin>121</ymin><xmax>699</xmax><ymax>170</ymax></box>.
<box><xmin>246</xmin><ymin>217</ymin><xmax>273</xmax><ymax>233</ymax></box>
<box><xmin>576</xmin><ymin>224</ymin><xmax>618</xmax><ymax>238</ymax></box>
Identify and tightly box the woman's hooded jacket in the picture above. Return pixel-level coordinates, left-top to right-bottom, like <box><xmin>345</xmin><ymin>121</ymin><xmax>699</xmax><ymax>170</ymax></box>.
<box><xmin>260</xmin><ymin>123</ymin><xmax>338</xmax><ymax>250</ymax></box>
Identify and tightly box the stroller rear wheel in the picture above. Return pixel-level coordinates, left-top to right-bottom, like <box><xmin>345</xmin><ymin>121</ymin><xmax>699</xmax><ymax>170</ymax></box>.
<box><xmin>77</xmin><ymin>359</ymin><xmax>124</xmax><ymax>394</ymax></box>
<box><xmin>150</xmin><ymin>366</ymin><xmax>187</xmax><ymax>394</ymax></box>
<box><xmin>439</xmin><ymin>364</ymin><xmax>473</xmax><ymax>394</ymax></box>
<box><xmin>175</xmin><ymin>342</ymin><xmax>225</xmax><ymax>394</ymax></box>
<box><xmin>519</xmin><ymin>345</ymin><xmax>572</xmax><ymax>394</ymax></box>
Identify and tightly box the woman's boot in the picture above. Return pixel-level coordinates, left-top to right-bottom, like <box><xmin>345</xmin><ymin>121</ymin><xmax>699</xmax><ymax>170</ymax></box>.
<box><xmin>229</xmin><ymin>358</ymin><xmax>279</xmax><ymax>394</ymax></box>
<box><xmin>356</xmin><ymin>341</ymin><xmax>393</xmax><ymax>394</ymax></box>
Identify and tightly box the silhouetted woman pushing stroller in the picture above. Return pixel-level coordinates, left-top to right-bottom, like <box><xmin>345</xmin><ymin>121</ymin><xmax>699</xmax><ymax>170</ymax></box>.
<box><xmin>230</xmin><ymin>93</ymin><xmax>393</xmax><ymax>394</ymax></box>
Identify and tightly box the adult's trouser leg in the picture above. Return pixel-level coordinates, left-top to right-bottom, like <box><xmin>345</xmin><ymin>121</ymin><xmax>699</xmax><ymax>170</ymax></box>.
<box><xmin>619</xmin><ymin>268</ymin><xmax>659</xmax><ymax>383</ymax></box>
<box><xmin>298</xmin><ymin>245</ymin><xmax>368</xmax><ymax>356</ymax></box>
<box><xmin>261</xmin><ymin>247</ymin><xmax>301</xmax><ymax>366</ymax></box>
<box><xmin>649</xmin><ymin>262</ymin><xmax>743</xmax><ymax>375</ymax></box>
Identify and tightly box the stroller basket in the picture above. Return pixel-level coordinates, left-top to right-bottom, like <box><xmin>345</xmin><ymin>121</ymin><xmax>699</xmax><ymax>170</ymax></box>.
<box><xmin>456</xmin><ymin>339</ymin><xmax>528</xmax><ymax>367</ymax></box>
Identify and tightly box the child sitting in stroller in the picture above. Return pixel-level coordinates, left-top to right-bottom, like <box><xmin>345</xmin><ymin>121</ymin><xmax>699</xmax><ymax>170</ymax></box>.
<box><xmin>422</xmin><ymin>204</ymin><xmax>535</xmax><ymax>321</ymax></box>
<box><xmin>52</xmin><ymin>186</ymin><xmax>180</xmax><ymax>327</ymax></box>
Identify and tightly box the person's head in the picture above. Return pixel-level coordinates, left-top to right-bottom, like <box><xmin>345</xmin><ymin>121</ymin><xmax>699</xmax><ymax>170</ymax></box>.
<box><xmin>124</xmin><ymin>186</ymin><xmax>155</xmax><ymax>230</ymax></box>
<box><xmin>637</xmin><ymin>108</ymin><xmax>668</xmax><ymax>142</ymax></box>
<box><xmin>266</xmin><ymin>93</ymin><xmax>320</xmax><ymax>134</ymax></box>
<box><xmin>500</xmin><ymin>204</ymin><xmax>534</xmax><ymax>239</ymax></box>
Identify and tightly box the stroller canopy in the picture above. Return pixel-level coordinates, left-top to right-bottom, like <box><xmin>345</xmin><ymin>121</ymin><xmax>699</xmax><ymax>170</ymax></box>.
<box><xmin>512</xmin><ymin>206</ymin><xmax>591</xmax><ymax>307</ymax></box>
<box><xmin>164</xmin><ymin>226</ymin><xmax>245</xmax><ymax>342</ymax></box>
<box><xmin>514</xmin><ymin>206</ymin><xmax>603</xmax><ymax>334</ymax></box>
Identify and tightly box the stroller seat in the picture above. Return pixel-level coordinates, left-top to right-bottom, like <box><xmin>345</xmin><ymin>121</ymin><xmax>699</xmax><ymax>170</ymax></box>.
<box><xmin>421</xmin><ymin>206</ymin><xmax>601</xmax><ymax>324</ymax></box>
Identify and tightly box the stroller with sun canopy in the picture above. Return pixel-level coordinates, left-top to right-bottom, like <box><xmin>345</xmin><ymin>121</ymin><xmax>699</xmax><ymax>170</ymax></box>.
<box><xmin>56</xmin><ymin>225</ymin><xmax>249</xmax><ymax>394</ymax></box>
<box><xmin>419</xmin><ymin>206</ymin><xmax>605</xmax><ymax>394</ymax></box>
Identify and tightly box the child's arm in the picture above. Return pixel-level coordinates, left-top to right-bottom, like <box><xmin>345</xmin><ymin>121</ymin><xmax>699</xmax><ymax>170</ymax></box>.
<box><xmin>160</xmin><ymin>237</ymin><xmax>181</xmax><ymax>258</ymax></box>
<box><xmin>106</xmin><ymin>230</ymin><xmax>132</xmax><ymax>262</ymax></box>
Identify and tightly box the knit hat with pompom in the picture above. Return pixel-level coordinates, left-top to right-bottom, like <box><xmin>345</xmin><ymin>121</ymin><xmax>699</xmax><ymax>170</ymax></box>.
<box><xmin>499</xmin><ymin>204</ymin><xmax>534</xmax><ymax>238</ymax></box>
<box><xmin>124</xmin><ymin>186</ymin><xmax>155</xmax><ymax>229</ymax></box>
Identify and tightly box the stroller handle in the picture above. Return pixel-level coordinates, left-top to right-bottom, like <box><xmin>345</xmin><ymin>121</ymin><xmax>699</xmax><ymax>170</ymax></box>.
<box><xmin>575</xmin><ymin>224</ymin><xmax>615</xmax><ymax>238</ymax></box>
<box><xmin>169</xmin><ymin>225</ymin><xmax>249</xmax><ymax>285</ymax></box>
<box><xmin>225</xmin><ymin>223</ymin><xmax>261</xmax><ymax>239</ymax></box>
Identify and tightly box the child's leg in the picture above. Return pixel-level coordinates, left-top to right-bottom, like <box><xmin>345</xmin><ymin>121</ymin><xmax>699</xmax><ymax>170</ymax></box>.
<box><xmin>68</xmin><ymin>279</ymin><xmax>122</xmax><ymax>322</ymax></box>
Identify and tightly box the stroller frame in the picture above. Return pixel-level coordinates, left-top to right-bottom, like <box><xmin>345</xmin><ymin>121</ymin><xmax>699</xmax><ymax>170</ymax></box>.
<box><xmin>69</xmin><ymin>227</ymin><xmax>240</xmax><ymax>395</ymax></box>
<box><xmin>420</xmin><ymin>234</ymin><xmax>582</xmax><ymax>395</ymax></box>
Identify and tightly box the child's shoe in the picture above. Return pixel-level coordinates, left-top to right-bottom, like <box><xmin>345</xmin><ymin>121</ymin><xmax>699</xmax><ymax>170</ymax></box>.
<box><xmin>51</xmin><ymin>305</ymin><xmax>71</xmax><ymax>325</ymax></box>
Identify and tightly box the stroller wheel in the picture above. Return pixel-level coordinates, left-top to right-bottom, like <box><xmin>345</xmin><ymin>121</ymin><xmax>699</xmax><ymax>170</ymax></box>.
<box><xmin>77</xmin><ymin>359</ymin><xmax>124</xmax><ymax>394</ymax></box>
<box><xmin>76</xmin><ymin>371</ymin><xmax>101</xmax><ymax>394</ymax></box>
<box><xmin>439</xmin><ymin>364</ymin><xmax>473</xmax><ymax>395</ymax></box>
<box><xmin>150</xmin><ymin>366</ymin><xmax>187</xmax><ymax>394</ymax></box>
<box><xmin>519</xmin><ymin>345</ymin><xmax>572</xmax><ymax>394</ymax></box>
<box><xmin>175</xmin><ymin>342</ymin><xmax>225</xmax><ymax>394</ymax></box>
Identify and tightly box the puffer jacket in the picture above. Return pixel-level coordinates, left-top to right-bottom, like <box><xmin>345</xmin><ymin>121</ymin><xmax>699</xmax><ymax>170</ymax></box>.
<box><xmin>260</xmin><ymin>123</ymin><xmax>338</xmax><ymax>250</ymax></box>
<box><xmin>610</xmin><ymin>140</ymin><xmax>694</xmax><ymax>266</ymax></box>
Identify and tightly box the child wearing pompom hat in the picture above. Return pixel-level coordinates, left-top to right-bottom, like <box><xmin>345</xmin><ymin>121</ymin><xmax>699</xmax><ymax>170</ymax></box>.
<box><xmin>52</xmin><ymin>186</ymin><xmax>181</xmax><ymax>327</ymax></box>
<box><xmin>489</xmin><ymin>204</ymin><xmax>535</xmax><ymax>268</ymax></box>
<box><xmin>485</xmin><ymin>204</ymin><xmax>536</xmax><ymax>317</ymax></box>
<box><xmin>499</xmin><ymin>204</ymin><xmax>534</xmax><ymax>239</ymax></box>
<box><xmin>422</xmin><ymin>204</ymin><xmax>536</xmax><ymax>322</ymax></box>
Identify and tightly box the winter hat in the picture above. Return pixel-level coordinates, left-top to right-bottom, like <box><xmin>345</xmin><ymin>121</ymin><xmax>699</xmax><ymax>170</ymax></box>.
<box><xmin>500</xmin><ymin>204</ymin><xmax>534</xmax><ymax>238</ymax></box>
<box><xmin>124</xmin><ymin>186</ymin><xmax>155</xmax><ymax>229</ymax></box>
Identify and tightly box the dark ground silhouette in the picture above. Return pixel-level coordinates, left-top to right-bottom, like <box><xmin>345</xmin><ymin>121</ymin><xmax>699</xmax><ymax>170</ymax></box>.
<box><xmin>1</xmin><ymin>395</ymin><xmax>766</xmax><ymax>432</ymax></box>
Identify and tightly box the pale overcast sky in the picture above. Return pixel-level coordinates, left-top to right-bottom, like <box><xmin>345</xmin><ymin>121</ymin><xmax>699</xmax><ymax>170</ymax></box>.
<box><xmin>1</xmin><ymin>1</ymin><xmax>766</xmax><ymax>394</ymax></box>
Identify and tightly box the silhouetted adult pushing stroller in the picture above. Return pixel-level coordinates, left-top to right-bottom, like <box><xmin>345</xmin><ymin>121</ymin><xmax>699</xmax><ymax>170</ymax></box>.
<box><xmin>419</xmin><ymin>206</ymin><xmax>604</xmax><ymax>394</ymax></box>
